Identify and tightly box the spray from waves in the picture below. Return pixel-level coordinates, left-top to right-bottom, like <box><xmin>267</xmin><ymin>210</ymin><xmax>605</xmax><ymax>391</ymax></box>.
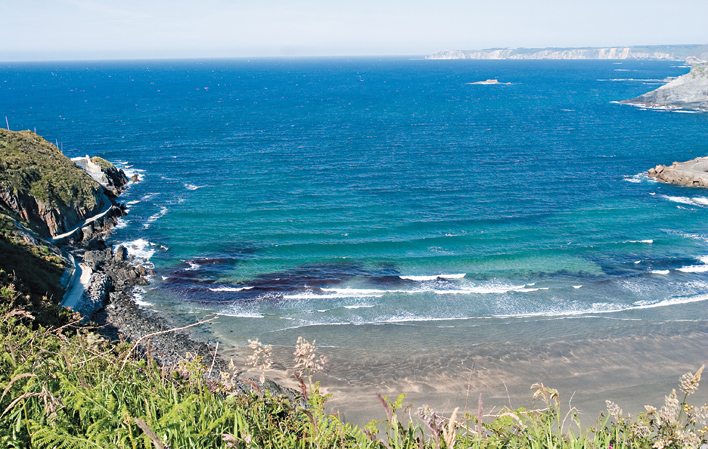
<box><xmin>132</xmin><ymin>286</ymin><xmax>153</xmax><ymax>307</ymax></box>
<box><xmin>227</xmin><ymin>292</ymin><xmax>708</xmax><ymax>328</ymax></box>
<box><xmin>209</xmin><ymin>286</ymin><xmax>254</xmax><ymax>292</ymax></box>
<box><xmin>119</xmin><ymin>239</ymin><xmax>157</xmax><ymax>263</ymax></box>
<box><xmin>651</xmin><ymin>270</ymin><xmax>670</xmax><ymax>275</ymax></box>
<box><xmin>657</xmin><ymin>194</ymin><xmax>708</xmax><ymax>208</ymax></box>
<box><xmin>597</xmin><ymin>78</ymin><xmax>667</xmax><ymax>83</ymax></box>
<box><xmin>114</xmin><ymin>218</ymin><xmax>129</xmax><ymax>229</ymax></box>
<box><xmin>143</xmin><ymin>206</ymin><xmax>169</xmax><ymax>229</ymax></box>
<box><xmin>217</xmin><ymin>310</ymin><xmax>264</xmax><ymax>318</ymax></box>
<box><xmin>399</xmin><ymin>273</ymin><xmax>466</xmax><ymax>281</ymax></box>
<box><xmin>676</xmin><ymin>256</ymin><xmax>708</xmax><ymax>273</ymax></box>
<box><xmin>493</xmin><ymin>292</ymin><xmax>708</xmax><ymax>319</ymax></box>
<box><xmin>280</xmin><ymin>282</ymin><xmax>546</xmax><ymax>300</ymax></box>
<box><xmin>662</xmin><ymin>230</ymin><xmax>708</xmax><ymax>243</ymax></box>
<box><xmin>184</xmin><ymin>261</ymin><xmax>201</xmax><ymax>271</ymax></box>
<box><xmin>116</xmin><ymin>162</ymin><xmax>145</xmax><ymax>183</ymax></box>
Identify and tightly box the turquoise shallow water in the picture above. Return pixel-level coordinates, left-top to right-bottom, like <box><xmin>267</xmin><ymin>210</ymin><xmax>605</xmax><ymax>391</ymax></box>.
<box><xmin>1</xmin><ymin>59</ymin><xmax>707</xmax><ymax>408</ymax></box>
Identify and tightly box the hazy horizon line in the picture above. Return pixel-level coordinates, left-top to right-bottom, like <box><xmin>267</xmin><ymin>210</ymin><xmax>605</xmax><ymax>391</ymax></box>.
<box><xmin>2</xmin><ymin>42</ymin><xmax>706</xmax><ymax>64</ymax></box>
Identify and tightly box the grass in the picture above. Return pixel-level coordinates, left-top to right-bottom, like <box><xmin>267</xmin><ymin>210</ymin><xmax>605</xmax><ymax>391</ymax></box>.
<box><xmin>0</xmin><ymin>128</ymin><xmax>101</xmax><ymax>209</ymax></box>
<box><xmin>0</xmin><ymin>209</ymin><xmax>67</xmax><ymax>324</ymax></box>
<box><xmin>1</xmin><ymin>273</ymin><xmax>706</xmax><ymax>448</ymax></box>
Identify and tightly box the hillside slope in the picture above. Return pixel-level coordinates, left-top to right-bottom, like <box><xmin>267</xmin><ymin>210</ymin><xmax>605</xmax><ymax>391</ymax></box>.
<box><xmin>0</xmin><ymin>129</ymin><xmax>113</xmax><ymax>237</ymax></box>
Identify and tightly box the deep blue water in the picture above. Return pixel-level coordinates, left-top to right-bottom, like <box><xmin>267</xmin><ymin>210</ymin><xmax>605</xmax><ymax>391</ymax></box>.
<box><xmin>1</xmin><ymin>58</ymin><xmax>707</xmax><ymax>352</ymax></box>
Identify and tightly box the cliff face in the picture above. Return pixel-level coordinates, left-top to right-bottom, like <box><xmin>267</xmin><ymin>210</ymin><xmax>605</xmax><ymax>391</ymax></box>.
<box><xmin>621</xmin><ymin>64</ymin><xmax>708</xmax><ymax>112</ymax></box>
<box><xmin>0</xmin><ymin>129</ymin><xmax>126</xmax><ymax>237</ymax></box>
<box><xmin>426</xmin><ymin>44</ymin><xmax>708</xmax><ymax>61</ymax></box>
<box><xmin>0</xmin><ymin>128</ymin><xmax>131</xmax><ymax>311</ymax></box>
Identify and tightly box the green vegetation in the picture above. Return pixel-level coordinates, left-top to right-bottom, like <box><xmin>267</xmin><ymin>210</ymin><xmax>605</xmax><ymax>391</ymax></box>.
<box><xmin>89</xmin><ymin>156</ymin><xmax>115</xmax><ymax>171</ymax></box>
<box><xmin>0</xmin><ymin>209</ymin><xmax>66</xmax><ymax>323</ymax></box>
<box><xmin>0</xmin><ymin>129</ymin><xmax>101</xmax><ymax>209</ymax></box>
<box><xmin>1</xmin><ymin>274</ymin><xmax>706</xmax><ymax>448</ymax></box>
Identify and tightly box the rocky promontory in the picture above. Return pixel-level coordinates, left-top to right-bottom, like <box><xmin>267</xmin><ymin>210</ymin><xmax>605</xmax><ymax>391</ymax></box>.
<box><xmin>648</xmin><ymin>156</ymin><xmax>708</xmax><ymax>188</ymax></box>
<box><xmin>621</xmin><ymin>64</ymin><xmax>708</xmax><ymax>112</ymax></box>
<box><xmin>0</xmin><ymin>129</ymin><xmax>126</xmax><ymax>238</ymax></box>
<box><xmin>0</xmin><ymin>128</ymin><xmax>225</xmax><ymax>369</ymax></box>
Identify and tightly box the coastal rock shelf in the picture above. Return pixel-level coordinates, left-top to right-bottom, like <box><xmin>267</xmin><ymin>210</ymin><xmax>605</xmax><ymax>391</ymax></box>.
<box><xmin>648</xmin><ymin>156</ymin><xmax>708</xmax><ymax>188</ymax></box>
<box><xmin>621</xmin><ymin>64</ymin><xmax>708</xmax><ymax>112</ymax></box>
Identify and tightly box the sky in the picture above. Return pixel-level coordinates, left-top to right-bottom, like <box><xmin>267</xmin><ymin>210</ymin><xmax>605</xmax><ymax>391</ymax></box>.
<box><xmin>1</xmin><ymin>0</ymin><xmax>707</xmax><ymax>61</ymax></box>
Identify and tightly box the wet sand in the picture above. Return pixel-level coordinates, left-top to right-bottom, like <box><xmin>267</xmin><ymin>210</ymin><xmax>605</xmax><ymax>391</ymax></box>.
<box><xmin>219</xmin><ymin>314</ymin><xmax>708</xmax><ymax>425</ymax></box>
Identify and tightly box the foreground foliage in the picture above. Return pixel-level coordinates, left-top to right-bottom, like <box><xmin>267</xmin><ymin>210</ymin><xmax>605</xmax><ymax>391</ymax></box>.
<box><xmin>1</xmin><ymin>281</ymin><xmax>706</xmax><ymax>448</ymax></box>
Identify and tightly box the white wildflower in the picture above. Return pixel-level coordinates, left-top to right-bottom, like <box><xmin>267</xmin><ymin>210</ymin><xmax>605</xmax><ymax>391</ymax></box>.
<box><xmin>606</xmin><ymin>400</ymin><xmax>623</xmax><ymax>421</ymax></box>
<box><xmin>246</xmin><ymin>338</ymin><xmax>272</xmax><ymax>384</ymax></box>
<box><xmin>293</xmin><ymin>336</ymin><xmax>327</xmax><ymax>379</ymax></box>
<box><xmin>680</xmin><ymin>365</ymin><xmax>704</xmax><ymax>396</ymax></box>
<box><xmin>659</xmin><ymin>389</ymin><xmax>680</xmax><ymax>426</ymax></box>
<box><xmin>677</xmin><ymin>429</ymin><xmax>701</xmax><ymax>449</ymax></box>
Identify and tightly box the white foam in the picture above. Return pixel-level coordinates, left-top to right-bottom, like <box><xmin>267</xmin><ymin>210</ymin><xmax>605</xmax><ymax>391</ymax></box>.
<box><xmin>626</xmin><ymin>239</ymin><xmax>653</xmax><ymax>244</ymax></box>
<box><xmin>184</xmin><ymin>183</ymin><xmax>205</xmax><ymax>191</ymax></box>
<box><xmin>599</xmin><ymin>78</ymin><xmax>666</xmax><ymax>83</ymax></box>
<box><xmin>217</xmin><ymin>310</ymin><xmax>264</xmax><ymax>318</ymax></box>
<box><xmin>126</xmin><ymin>200</ymin><xmax>141</xmax><ymax>206</ymax></box>
<box><xmin>658</xmin><ymin>195</ymin><xmax>708</xmax><ymax>208</ymax></box>
<box><xmin>399</xmin><ymin>273</ymin><xmax>467</xmax><ymax>281</ymax></box>
<box><xmin>185</xmin><ymin>261</ymin><xmax>200</xmax><ymax>271</ymax></box>
<box><xmin>144</xmin><ymin>206</ymin><xmax>169</xmax><ymax>229</ymax></box>
<box><xmin>495</xmin><ymin>292</ymin><xmax>708</xmax><ymax>319</ymax></box>
<box><xmin>209</xmin><ymin>286</ymin><xmax>254</xmax><ymax>292</ymax></box>
<box><xmin>343</xmin><ymin>304</ymin><xmax>377</xmax><ymax>309</ymax></box>
<box><xmin>114</xmin><ymin>218</ymin><xmax>129</xmax><ymax>229</ymax></box>
<box><xmin>572</xmin><ymin>285</ymin><xmax>583</xmax><ymax>289</ymax></box>
<box><xmin>292</xmin><ymin>282</ymin><xmax>542</xmax><ymax>299</ymax></box>
<box><xmin>285</xmin><ymin>290</ymin><xmax>385</xmax><ymax>300</ymax></box>
<box><xmin>650</xmin><ymin>270</ymin><xmax>670</xmax><ymax>275</ymax></box>
<box><xmin>677</xmin><ymin>256</ymin><xmax>708</xmax><ymax>273</ymax></box>
<box><xmin>132</xmin><ymin>287</ymin><xmax>152</xmax><ymax>307</ymax></box>
<box><xmin>120</xmin><ymin>239</ymin><xmax>156</xmax><ymax>262</ymax></box>
<box><xmin>121</xmin><ymin>165</ymin><xmax>145</xmax><ymax>183</ymax></box>
<box><xmin>664</xmin><ymin>230</ymin><xmax>708</xmax><ymax>243</ymax></box>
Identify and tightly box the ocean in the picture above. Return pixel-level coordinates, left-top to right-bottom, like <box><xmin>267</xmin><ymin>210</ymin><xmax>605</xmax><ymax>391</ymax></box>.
<box><xmin>2</xmin><ymin>58</ymin><xmax>706</xmax><ymax>418</ymax></box>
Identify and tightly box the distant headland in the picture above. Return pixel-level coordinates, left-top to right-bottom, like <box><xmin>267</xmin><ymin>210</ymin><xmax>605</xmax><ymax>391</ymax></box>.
<box><xmin>426</xmin><ymin>44</ymin><xmax>708</xmax><ymax>61</ymax></box>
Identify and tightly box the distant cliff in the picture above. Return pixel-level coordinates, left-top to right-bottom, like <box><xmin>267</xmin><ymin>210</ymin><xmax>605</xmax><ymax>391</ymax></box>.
<box><xmin>621</xmin><ymin>64</ymin><xmax>708</xmax><ymax>112</ymax></box>
<box><xmin>426</xmin><ymin>44</ymin><xmax>708</xmax><ymax>61</ymax></box>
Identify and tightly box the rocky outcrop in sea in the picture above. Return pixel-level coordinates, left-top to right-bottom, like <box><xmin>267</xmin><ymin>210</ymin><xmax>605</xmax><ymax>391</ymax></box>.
<box><xmin>621</xmin><ymin>64</ymin><xmax>708</xmax><ymax>112</ymax></box>
<box><xmin>648</xmin><ymin>157</ymin><xmax>708</xmax><ymax>188</ymax></box>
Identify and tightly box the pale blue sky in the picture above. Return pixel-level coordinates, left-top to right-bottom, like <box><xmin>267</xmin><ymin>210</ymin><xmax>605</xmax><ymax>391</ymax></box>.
<box><xmin>2</xmin><ymin>0</ymin><xmax>707</xmax><ymax>60</ymax></box>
